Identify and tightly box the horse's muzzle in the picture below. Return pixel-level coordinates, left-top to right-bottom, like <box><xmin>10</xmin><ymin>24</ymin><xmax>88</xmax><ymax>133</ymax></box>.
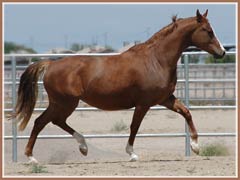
<box><xmin>213</xmin><ymin>51</ymin><xmax>225</xmax><ymax>59</ymax></box>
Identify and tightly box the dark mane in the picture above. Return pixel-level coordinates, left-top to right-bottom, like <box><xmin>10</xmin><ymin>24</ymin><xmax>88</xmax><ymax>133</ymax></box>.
<box><xmin>127</xmin><ymin>16</ymin><xmax>182</xmax><ymax>52</ymax></box>
<box><xmin>149</xmin><ymin>15</ymin><xmax>180</xmax><ymax>40</ymax></box>
<box><xmin>126</xmin><ymin>16</ymin><xmax>195</xmax><ymax>53</ymax></box>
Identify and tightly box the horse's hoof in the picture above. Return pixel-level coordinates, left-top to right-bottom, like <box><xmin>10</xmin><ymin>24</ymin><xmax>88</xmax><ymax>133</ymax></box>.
<box><xmin>79</xmin><ymin>144</ymin><xmax>88</xmax><ymax>156</ymax></box>
<box><xmin>28</xmin><ymin>156</ymin><xmax>38</xmax><ymax>164</ymax></box>
<box><xmin>129</xmin><ymin>153</ymin><xmax>138</xmax><ymax>162</ymax></box>
<box><xmin>191</xmin><ymin>141</ymin><xmax>199</xmax><ymax>155</ymax></box>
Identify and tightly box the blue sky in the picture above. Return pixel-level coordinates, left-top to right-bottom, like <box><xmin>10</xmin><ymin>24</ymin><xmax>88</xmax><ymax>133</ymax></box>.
<box><xmin>4</xmin><ymin>3</ymin><xmax>236</xmax><ymax>53</ymax></box>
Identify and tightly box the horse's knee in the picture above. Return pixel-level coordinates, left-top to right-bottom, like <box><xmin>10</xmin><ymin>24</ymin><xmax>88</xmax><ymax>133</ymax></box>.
<box><xmin>179</xmin><ymin>107</ymin><xmax>192</xmax><ymax>120</ymax></box>
<box><xmin>185</xmin><ymin>110</ymin><xmax>192</xmax><ymax>119</ymax></box>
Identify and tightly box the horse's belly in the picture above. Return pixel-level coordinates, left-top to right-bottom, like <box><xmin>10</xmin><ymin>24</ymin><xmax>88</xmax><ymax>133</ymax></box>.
<box><xmin>81</xmin><ymin>94</ymin><xmax>135</xmax><ymax>110</ymax></box>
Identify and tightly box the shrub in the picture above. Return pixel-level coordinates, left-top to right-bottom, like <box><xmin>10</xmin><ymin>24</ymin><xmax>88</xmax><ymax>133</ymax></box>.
<box><xmin>111</xmin><ymin>120</ymin><xmax>128</xmax><ymax>132</ymax></box>
<box><xmin>30</xmin><ymin>164</ymin><xmax>48</xmax><ymax>173</ymax></box>
<box><xmin>199</xmin><ymin>143</ymin><xmax>229</xmax><ymax>156</ymax></box>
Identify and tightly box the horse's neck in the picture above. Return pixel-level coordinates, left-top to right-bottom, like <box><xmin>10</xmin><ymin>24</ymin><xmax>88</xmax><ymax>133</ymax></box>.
<box><xmin>150</xmin><ymin>19</ymin><xmax>197</xmax><ymax>67</ymax></box>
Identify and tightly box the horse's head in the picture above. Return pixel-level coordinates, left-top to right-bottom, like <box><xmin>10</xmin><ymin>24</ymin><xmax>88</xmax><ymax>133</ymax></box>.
<box><xmin>191</xmin><ymin>9</ymin><xmax>225</xmax><ymax>59</ymax></box>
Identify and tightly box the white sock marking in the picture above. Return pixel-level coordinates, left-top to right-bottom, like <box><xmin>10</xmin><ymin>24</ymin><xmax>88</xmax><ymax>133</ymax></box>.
<box><xmin>28</xmin><ymin>156</ymin><xmax>38</xmax><ymax>164</ymax></box>
<box><xmin>126</xmin><ymin>142</ymin><xmax>139</xmax><ymax>161</ymax></box>
<box><xmin>73</xmin><ymin>132</ymin><xmax>86</xmax><ymax>145</ymax></box>
<box><xmin>191</xmin><ymin>141</ymin><xmax>200</xmax><ymax>154</ymax></box>
<box><xmin>73</xmin><ymin>132</ymin><xmax>88</xmax><ymax>155</ymax></box>
<box><xmin>130</xmin><ymin>153</ymin><xmax>139</xmax><ymax>162</ymax></box>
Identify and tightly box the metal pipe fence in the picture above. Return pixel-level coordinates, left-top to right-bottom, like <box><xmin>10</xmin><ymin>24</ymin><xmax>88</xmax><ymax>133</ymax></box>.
<box><xmin>4</xmin><ymin>132</ymin><xmax>236</xmax><ymax>140</ymax></box>
<box><xmin>4</xmin><ymin>76</ymin><xmax>236</xmax><ymax>108</ymax></box>
<box><xmin>4</xmin><ymin>67</ymin><xmax>236</xmax><ymax>107</ymax></box>
<box><xmin>3</xmin><ymin>52</ymin><xmax>237</xmax><ymax>162</ymax></box>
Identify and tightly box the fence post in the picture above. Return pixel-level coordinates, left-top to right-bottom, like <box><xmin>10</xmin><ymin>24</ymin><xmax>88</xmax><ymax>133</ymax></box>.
<box><xmin>11</xmin><ymin>56</ymin><xmax>18</xmax><ymax>162</ymax></box>
<box><xmin>184</xmin><ymin>55</ymin><xmax>191</xmax><ymax>156</ymax></box>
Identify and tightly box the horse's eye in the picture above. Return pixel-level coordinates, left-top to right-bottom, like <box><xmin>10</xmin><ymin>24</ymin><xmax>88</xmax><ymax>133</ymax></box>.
<box><xmin>208</xmin><ymin>30</ymin><xmax>214</xmax><ymax>38</ymax></box>
<box><xmin>202</xmin><ymin>28</ymin><xmax>214</xmax><ymax>38</ymax></box>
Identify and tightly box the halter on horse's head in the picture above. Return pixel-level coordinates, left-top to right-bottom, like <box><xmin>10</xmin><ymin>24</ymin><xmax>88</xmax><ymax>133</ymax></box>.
<box><xmin>191</xmin><ymin>9</ymin><xmax>226</xmax><ymax>59</ymax></box>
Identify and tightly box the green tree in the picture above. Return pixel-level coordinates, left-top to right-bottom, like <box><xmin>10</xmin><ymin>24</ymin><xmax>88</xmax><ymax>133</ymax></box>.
<box><xmin>205</xmin><ymin>54</ymin><xmax>235</xmax><ymax>64</ymax></box>
<box><xmin>4</xmin><ymin>42</ymin><xmax>36</xmax><ymax>54</ymax></box>
<box><xmin>70</xmin><ymin>43</ymin><xmax>84</xmax><ymax>52</ymax></box>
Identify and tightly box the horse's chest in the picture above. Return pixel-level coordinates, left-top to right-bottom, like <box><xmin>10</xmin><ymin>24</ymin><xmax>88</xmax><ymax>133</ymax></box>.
<box><xmin>151</xmin><ymin>74</ymin><xmax>177</xmax><ymax>92</ymax></box>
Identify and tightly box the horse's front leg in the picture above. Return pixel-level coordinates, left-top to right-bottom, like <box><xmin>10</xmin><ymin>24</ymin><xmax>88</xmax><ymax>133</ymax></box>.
<box><xmin>126</xmin><ymin>106</ymin><xmax>149</xmax><ymax>161</ymax></box>
<box><xmin>161</xmin><ymin>95</ymin><xmax>199</xmax><ymax>154</ymax></box>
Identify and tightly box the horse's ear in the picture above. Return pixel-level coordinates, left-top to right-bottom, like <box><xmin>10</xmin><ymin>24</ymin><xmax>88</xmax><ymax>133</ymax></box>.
<box><xmin>196</xmin><ymin>9</ymin><xmax>203</xmax><ymax>23</ymax></box>
<box><xmin>203</xmin><ymin>9</ymin><xmax>208</xmax><ymax>18</ymax></box>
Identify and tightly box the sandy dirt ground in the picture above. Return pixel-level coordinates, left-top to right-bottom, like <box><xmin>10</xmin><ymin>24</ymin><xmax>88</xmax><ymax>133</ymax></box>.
<box><xmin>3</xmin><ymin>109</ymin><xmax>237</xmax><ymax>177</ymax></box>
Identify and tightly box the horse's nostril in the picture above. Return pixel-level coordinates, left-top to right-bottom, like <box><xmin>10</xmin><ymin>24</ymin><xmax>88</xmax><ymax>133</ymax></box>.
<box><xmin>222</xmin><ymin>51</ymin><xmax>226</xmax><ymax>57</ymax></box>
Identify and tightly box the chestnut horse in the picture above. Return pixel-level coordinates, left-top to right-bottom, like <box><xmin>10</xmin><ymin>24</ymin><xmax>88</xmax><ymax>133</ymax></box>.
<box><xmin>15</xmin><ymin>10</ymin><xmax>225</xmax><ymax>163</ymax></box>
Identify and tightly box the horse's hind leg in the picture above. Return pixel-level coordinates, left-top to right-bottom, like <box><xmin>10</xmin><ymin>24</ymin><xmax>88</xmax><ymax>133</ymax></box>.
<box><xmin>50</xmin><ymin>99</ymin><xmax>88</xmax><ymax>156</ymax></box>
<box><xmin>25</xmin><ymin>107</ymin><xmax>52</xmax><ymax>163</ymax></box>
<box><xmin>25</xmin><ymin>99</ymin><xmax>87</xmax><ymax>163</ymax></box>
<box><xmin>162</xmin><ymin>95</ymin><xmax>199</xmax><ymax>154</ymax></box>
